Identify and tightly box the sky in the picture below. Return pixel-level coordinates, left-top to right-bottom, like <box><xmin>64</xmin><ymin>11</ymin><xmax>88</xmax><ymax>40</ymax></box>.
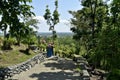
<box><xmin>30</xmin><ymin>0</ymin><xmax>82</xmax><ymax>32</ymax></box>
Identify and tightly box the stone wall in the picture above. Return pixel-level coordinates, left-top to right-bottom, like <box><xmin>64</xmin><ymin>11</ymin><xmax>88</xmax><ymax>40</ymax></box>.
<box><xmin>73</xmin><ymin>55</ymin><xmax>90</xmax><ymax>80</ymax></box>
<box><xmin>0</xmin><ymin>53</ymin><xmax>46</xmax><ymax>80</ymax></box>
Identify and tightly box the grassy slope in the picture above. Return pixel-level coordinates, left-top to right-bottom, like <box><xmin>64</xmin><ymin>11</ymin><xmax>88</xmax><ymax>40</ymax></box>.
<box><xmin>0</xmin><ymin>44</ymin><xmax>38</xmax><ymax>68</ymax></box>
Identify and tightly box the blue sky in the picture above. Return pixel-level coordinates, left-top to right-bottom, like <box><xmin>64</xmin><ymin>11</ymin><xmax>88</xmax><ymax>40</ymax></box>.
<box><xmin>30</xmin><ymin>0</ymin><xmax>82</xmax><ymax>32</ymax></box>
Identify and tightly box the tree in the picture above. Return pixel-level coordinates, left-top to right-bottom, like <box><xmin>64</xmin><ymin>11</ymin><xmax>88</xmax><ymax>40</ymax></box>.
<box><xmin>92</xmin><ymin>0</ymin><xmax>120</xmax><ymax>71</ymax></box>
<box><xmin>24</xmin><ymin>16</ymin><xmax>39</xmax><ymax>29</ymax></box>
<box><xmin>0</xmin><ymin>0</ymin><xmax>34</xmax><ymax>47</ymax></box>
<box><xmin>9</xmin><ymin>16</ymin><xmax>39</xmax><ymax>46</ymax></box>
<box><xmin>81</xmin><ymin>0</ymin><xmax>108</xmax><ymax>47</ymax></box>
<box><xmin>24</xmin><ymin>17</ymin><xmax>39</xmax><ymax>46</ymax></box>
<box><xmin>70</xmin><ymin>0</ymin><xmax>108</xmax><ymax>51</ymax></box>
<box><xmin>69</xmin><ymin>9</ymin><xmax>91</xmax><ymax>55</ymax></box>
<box><xmin>44</xmin><ymin>0</ymin><xmax>59</xmax><ymax>43</ymax></box>
<box><xmin>69</xmin><ymin>0</ymin><xmax>109</xmax><ymax>68</ymax></box>
<box><xmin>70</xmin><ymin>1</ymin><xmax>120</xmax><ymax>78</ymax></box>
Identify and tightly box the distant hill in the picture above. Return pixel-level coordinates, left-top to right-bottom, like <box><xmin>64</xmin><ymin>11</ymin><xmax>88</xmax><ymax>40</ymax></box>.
<box><xmin>0</xmin><ymin>32</ymin><xmax>73</xmax><ymax>37</ymax></box>
<box><xmin>0</xmin><ymin>33</ymin><xmax>3</xmax><ymax>36</ymax></box>
<box><xmin>37</xmin><ymin>32</ymin><xmax>73</xmax><ymax>37</ymax></box>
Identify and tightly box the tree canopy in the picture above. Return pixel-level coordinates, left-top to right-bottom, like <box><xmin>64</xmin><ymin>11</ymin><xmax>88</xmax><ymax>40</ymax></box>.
<box><xmin>0</xmin><ymin>0</ymin><xmax>36</xmax><ymax>47</ymax></box>
<box><xmin>70</xmin><ymin>0</ymin><xmax>120</xmax><ymax>79</ymax></box>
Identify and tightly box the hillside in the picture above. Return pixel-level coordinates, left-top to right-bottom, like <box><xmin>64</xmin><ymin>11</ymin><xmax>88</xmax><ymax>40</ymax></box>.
<box><xmin>0</xmin><ymin>44</ymin><xmax>38</xmax><ymax>68</ymax></box>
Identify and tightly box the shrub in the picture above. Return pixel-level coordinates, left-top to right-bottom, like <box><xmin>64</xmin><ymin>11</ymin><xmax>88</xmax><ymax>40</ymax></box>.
<box><xmin>2</xmin><ymin>38</ymin><xmax>16</xmax><ymax>50</ymax></box>
<box><xmin>107</xmin><ymin>69</ymin><xmax>120</xmax><ymax>80</ymax></box>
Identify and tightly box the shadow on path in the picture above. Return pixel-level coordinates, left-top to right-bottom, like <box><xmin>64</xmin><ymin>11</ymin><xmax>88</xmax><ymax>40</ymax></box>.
<box><xmin>43</xmin><ymin>59</ymin><xmax>76</xmax><ymax>71</ymax></box>
<box><xmin>29</xmin><ymin>59</ymin><xmax>82</xmax><ymax>80</ymax></box>
<box><xmin>30</xmin><ymin>71</ymin><xmax>82</xmax><ymax>80</ymax></box>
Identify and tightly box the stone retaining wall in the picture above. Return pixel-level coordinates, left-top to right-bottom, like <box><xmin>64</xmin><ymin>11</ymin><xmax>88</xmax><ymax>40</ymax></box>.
<box><xmin>0</xmin><ymin>53</ymin><xmax>46</xmax><ymax>80</ymax></box>
<box><xmin>73</xmin><ymin>56</ymin><xmax>90</xmax><ymax>80</ymax></box>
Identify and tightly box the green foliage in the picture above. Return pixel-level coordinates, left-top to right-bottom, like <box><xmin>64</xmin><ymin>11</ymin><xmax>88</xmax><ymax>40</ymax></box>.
<box><xmin>54</xmin><ymin>37</ymin><xmax>76</xmax><ymax>58</ymax></box>
<box><xmin>38</xmin><ymin>43</ymin><xmax>46</xmax><ymax>51</ymax></box>
<box><xmin>24</xmin><ymin>16</ymin><xmax>39</xmax><ymax>29</ymax></box>
<box><xmin>44</xmin><ymin>5</ymin><xmax>51</xmax><ymax>22</ymax></box>
<box><xmin>52</xmin><ymin>30</ymin><xmax>57</xmax><ymax>40</ymax></box>
<box><xmin>22</xmin><ymin>34</ymin><xmax>37</xmax><ymax>45</ymax></box>
<box><xmin>7</xmin><ymin>38</ymin><xmax>16</xmax><ymax>45</ymax></box>
<box><xmin>107</xmin><ymin>69</ymin><xmax>120</xmax><ymax>80</ymax></box>
<box><xmin>44</xmin><ymin>0</ymin><xmax>59</xmax><ymax>29</ymax></box>
<box><xmin>70</xmin><ymin>1</ymin><xmax>120</xmax><ymax>79</ymax></box>
<box><xmin>22</xmin><ymin>29</ymin><xmax>37</xmax><ymax>45</ymax></box>
<box><xmin>10</xmin><ymin>16</ymin><xmax>39</xmax><ymax>46</ymax></box>
<box><xmin>0</xmin><ymin>0</ymin><xmax>34</xmax><ymax>47</ymax></box>
<box><xmin>92</xmin><ymin>28</ymin><xmax>120</xmax><ymax>70</ymax></box>
<box><xmin>2</xmin><ymin>38</ymin><xmax>16</xmax><ymax>50</ymax></box>
<box><xmin>0</xmin><ymin>0</ymin><xmax>34</xmax><ymax>30</ymax></box>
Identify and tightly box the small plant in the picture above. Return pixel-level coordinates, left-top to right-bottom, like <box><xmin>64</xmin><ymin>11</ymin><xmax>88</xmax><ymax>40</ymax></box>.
<box><xmin>74</xmin><ymin>67</ymin><xmax>81</xmax><ymax>72</ymax></box>
<box><xmin>2</xmin><ymin>38</ymin><xmax>16</xmax><ymax>50</ymax></box>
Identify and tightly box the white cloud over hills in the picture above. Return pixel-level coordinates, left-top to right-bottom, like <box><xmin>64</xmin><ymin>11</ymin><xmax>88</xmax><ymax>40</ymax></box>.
<box><xmin>33</xmin><ymin>16</ymin><xmax>72</xmax><ymax>32</ymax></box>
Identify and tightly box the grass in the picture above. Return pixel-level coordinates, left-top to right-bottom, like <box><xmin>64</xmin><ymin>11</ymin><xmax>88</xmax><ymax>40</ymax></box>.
<box><xmin>74</xmin><ymin>67</ymin><xmax>81</xmax><ymax>72</ymax></box>
<box><xmin>0</xmin><ymin>44</ymin><xmax>39</xmax><ymax>68</ymax></box>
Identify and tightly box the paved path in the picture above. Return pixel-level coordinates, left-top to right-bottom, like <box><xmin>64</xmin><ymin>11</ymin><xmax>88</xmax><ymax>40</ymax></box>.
<box><xmin>12</xmin><ymin>58</ymin><xmax>82</xmax><ymax>80</ymax></box>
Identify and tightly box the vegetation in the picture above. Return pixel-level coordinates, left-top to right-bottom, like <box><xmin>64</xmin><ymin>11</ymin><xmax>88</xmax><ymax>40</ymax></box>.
<box><xmin>54</xmin><ymin>36</ymin><xmax>76</xmax><ymax>58</ymax></box>
<box><xmin>0</xmin><ymin>0</ymin><xmax>36</xmax><ymax>48</ymax></box>
<box><xmin>69</xmin><ymin>0</ymin><xmax>120</xmax><ymax>79</ymax></box>
<box><xmin>0</xmin><ymin>44</ymin><xmax>37</xmax><ymax>68</ymax></box>
<box><xmin>0</xmin><ymin>0</ymin><xmax>120</xmax><ymax>79</ymax></box>
<box><xmin>0</xmin><ymin>0</ymin><xmax>39</xmax><ymax>68</ymax></box>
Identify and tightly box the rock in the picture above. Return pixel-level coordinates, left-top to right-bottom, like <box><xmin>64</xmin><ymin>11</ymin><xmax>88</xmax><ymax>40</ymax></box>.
<box><xmin>0</xmin><ymin>51</ymin><xmax>3</xmax><ymax>54</ymax></box>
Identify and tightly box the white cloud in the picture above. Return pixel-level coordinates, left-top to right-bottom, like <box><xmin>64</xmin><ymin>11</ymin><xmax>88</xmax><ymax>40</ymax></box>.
<box><xmin>0</xmin><ymin>15</ymin><xmax>1</xmax><ymax>21</ymax></box>
<box><xmin>33</xmin><ymin>16</ymin><xmax>45</xmax><ymax>22</ymax></box>
<box><xmin>60</xmin><ymin>19</ymin><xmax>69</xmax><ymax>23</ymax></box>
<box><xmin>35</xmin><ymin>16</ymin><xmax>72</xmax><ymax>32</ymax></box>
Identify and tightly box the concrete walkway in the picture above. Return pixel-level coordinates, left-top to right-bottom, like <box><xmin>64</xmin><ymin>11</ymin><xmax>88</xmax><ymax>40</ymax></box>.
<box><xmin>12</xmin><ymin>58</ymin><xmax>82</xmax><ymax>80</ymax></box>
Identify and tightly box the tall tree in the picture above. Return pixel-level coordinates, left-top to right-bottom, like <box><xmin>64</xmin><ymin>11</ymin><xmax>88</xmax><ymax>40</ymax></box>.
<box><xmin>81</xmin><ymin>0</ymin><xmax>107</xmax><ymax>46</ymax></box>
<box><xmin>44</xmin><ymin>0</ymin><xmax>59</xmax><ymax>43</ymax></box>
<box><xmin>70</xmin><ymin>0</ymin><xmax>109</xmax><ymax>68</ymax></box>
<box><xmin>70</xmin><ymin>0</ymin><xmax>107</xmax><ymax>53</ymax></box>
<box><xmin>69</xmin><ymin>9</ymin><xmax>91</xmax><ymax>55</ymax></box>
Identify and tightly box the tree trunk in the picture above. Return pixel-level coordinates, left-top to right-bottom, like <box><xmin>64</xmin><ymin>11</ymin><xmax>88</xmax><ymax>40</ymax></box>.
<box><xmin>90</xmin><ymin>0</ymin><xmax>97</xmax><ymax>47</ymax></box>
<box><xmin>3</xmin><ymin>29</ymin><xmax>7</xmax><ymax>49</ymax></box>
<box><xmin>16</xmin><ymin>37</ymin><xmax>21</xmax><ymax>46</ymax></box>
